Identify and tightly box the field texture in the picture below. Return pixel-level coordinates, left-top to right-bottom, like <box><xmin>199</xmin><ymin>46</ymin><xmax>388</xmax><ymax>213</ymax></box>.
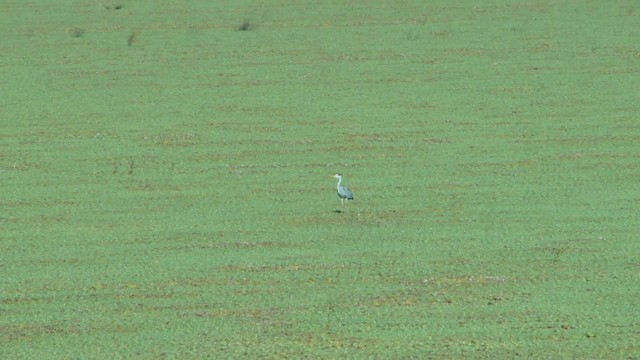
<box><xmin>2</xmin><ymin>1</ymin><xmax>639</xmax><ymax>358</ymax></box>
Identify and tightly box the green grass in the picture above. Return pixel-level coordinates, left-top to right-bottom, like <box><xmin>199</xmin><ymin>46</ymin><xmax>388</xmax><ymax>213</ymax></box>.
<box><xmin>2</xmin><ymin>1</ymin><xmax>639</xmax><ymax>358</ymax></box>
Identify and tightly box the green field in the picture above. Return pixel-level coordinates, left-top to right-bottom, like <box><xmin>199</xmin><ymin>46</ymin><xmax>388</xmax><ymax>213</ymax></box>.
<box><xmin>2</xmin><ymin>1</ymin><xmax>639</xmax><ymax>358</ymax></box>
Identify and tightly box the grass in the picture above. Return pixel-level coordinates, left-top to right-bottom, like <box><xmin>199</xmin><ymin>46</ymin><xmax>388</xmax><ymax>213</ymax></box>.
<box><xmin>2</xmin><ymin>1</ymin><xmax>639</xmax><ymax>358</ymax></box>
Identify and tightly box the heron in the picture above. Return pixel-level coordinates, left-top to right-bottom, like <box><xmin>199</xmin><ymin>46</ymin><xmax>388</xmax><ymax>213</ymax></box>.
<box><xmin>333</xmin><ymin>173</ymin><xmax>354</xmax><ymax>206</ymax></box>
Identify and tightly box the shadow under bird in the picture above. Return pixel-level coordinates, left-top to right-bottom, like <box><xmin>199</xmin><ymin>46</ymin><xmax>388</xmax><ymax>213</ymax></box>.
<box><xmin>333</xmin><ymin>173</ymin><xmax>354</xmax><ymax>206</ymax></box>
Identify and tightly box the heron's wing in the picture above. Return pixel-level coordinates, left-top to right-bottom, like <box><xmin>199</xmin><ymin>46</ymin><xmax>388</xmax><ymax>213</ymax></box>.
<box><xmin>339</xmin><ymin>185</ymin><xmax>354</xmax><ymax>199</ymax></box>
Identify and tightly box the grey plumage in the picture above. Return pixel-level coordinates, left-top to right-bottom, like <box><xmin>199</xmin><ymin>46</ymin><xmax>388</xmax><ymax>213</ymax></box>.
<box><xmin>333</xmin><ymin>173</ymin><xmax>353</xmax><ymax>205</ymax></box>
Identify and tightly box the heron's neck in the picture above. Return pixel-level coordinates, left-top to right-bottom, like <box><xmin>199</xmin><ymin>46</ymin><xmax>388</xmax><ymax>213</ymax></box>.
<box><xmin>336</xmin><ymin>177</ymin><xmax>342</xmax><ymax>188</ymax></box>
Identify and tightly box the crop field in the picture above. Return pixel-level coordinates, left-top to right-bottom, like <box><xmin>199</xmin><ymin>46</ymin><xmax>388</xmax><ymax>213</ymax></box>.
<box><xmin>2</xmin><ymin>1</ymin><xmax>639</xmax><ymax>358</ymax></box>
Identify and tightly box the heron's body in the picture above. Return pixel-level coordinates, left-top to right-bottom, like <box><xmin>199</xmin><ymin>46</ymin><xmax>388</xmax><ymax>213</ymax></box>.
<box><xmin>333</xmin><ymin>174</ymin><xmax>353</xmax><ymax>205</ymax></box>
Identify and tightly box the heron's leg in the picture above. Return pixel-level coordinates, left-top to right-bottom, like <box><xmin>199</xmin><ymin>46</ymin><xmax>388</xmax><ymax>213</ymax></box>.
<box><xmin>341</xmin><ymin>198</ymin><xmax>344</xmax><ymax>206</ymax></box>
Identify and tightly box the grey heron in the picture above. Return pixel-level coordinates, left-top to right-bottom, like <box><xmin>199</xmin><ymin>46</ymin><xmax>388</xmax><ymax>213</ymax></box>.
<box><xmin>333</xmin><ymin>174</ymin><xmax>354</xmax><ymax>206</ymax></box>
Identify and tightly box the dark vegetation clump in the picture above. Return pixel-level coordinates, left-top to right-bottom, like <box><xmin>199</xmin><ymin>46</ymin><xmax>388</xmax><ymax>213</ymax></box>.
<box><xmin>127</xmin><ymin>32</ymin><xmax>136</xmax><ymax>46</ymax></box>
<box><xmin>102</xmin><ymin>3</ymin><xmax>123</xmax><ymax>10</ymax></box>
<box><xmin>237</xmin><ymin>21</ymin><xmax>252</xmax><ymax>31</ymax></box>
<box><xmin>69</xmin><ymin>27</ymin><xmax>85</xmax><ymax>38</ymax></box>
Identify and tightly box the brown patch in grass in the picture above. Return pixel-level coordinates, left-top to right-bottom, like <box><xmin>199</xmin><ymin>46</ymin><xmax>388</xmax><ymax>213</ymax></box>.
<box><xmin>451</xmin><ymin>48</ymin><xmax>485</xmax><ymax>56</ymax></box>
<box><xmin>223</xmin><ymin>262</ymin><xmax>347</xmax><ymax>274</ymax></box>
<box><xmin>0</xmin><ymin>324</ymin><xmax>67</xmax><ymax>341</ymax></box>
<box><xmin>423</xmin><ymin>275</ymin><xmax>506</xmax><ymax>286</ymax></box>
<box><xmin>189</xmin><ymin>241</ymin><xmax>288</xmax><ymax>250</ymax></box>
<box><xmin>368</xmin><ymin>293</ymin><xmax>422</xmax><ymax>307</ymax></box>
<box><xmin>125</xmin><ymin>183</ymin><xmax>183</xmax><ymax>192</ymax></box>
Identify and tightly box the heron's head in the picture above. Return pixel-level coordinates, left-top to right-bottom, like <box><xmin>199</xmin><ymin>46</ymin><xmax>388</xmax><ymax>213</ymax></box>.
<box><xmin>333</xmin><ymin>174</ymin><xmax>342</xmax><ymax>179</ymax></box>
